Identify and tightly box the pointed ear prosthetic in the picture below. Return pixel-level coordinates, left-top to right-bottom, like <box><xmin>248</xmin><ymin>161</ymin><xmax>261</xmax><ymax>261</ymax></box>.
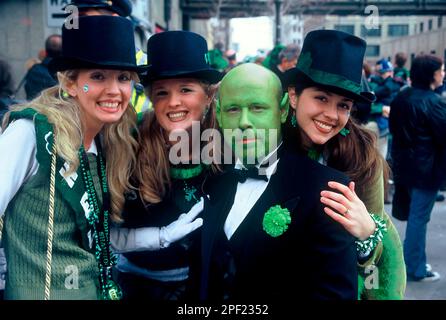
<box><xmin>280</xmin><ymin>92</ymin><xmax>290</xmax><ymax>123</ymax></box>
<box><xmin>280</xmin><ymin>92</ymin><xmax>289</xmax><ymax>109</ymax></box>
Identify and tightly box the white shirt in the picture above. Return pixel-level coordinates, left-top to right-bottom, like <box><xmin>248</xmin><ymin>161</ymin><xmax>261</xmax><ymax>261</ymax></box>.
<box><xmin>0</xmin><ymin>119</ymin><xmax>97</xmax><ymax>217</ymax></box>
<box><xmin>224</xmin><ymin>143</ymin><xmax>281</xmax><ymax>240</ymax></box>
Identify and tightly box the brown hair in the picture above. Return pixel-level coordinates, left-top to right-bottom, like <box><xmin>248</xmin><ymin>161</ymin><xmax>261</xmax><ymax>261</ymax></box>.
<box><xmin>363</xmin><ymin>62</ymin><xmax>372</xmax><ymax>79</ymax></box>
<box><xmin>410</xmin><ymin>54</ymin><xmax>443</xmax><ymax>89</ymax></box>
<box><xmin>324</xmin><ymin>119</ymin><xmax>389</xmax><ymax>198</ymax></box>
<box><xmin>285</xmin><ymin>83</ymin><xmax>390</xmax><ymax>199</ymax></box>
<box><xmin>394</xmin><ymin>52</ymin><xmax>407</xmax><ymax>68</ymax></box>
<box><xmin>136</xmin><ymin>81</ymin><xmax>219</xmax><ymax>204</ymax></box>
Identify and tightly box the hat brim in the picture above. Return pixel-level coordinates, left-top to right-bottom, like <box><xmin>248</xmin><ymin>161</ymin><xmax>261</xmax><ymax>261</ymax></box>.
<box><xmin>283</xmin><ymin>68</ymin><xmax>375</xmax><ymax>104</ymax></box>
<box><xmin>49</xmin><ymin>57</ymin><xmax>148</xmax><ymax>75</ymax></box>
<box><xmin>143</xmin><ymin>67</ymin><xmax>223</xmax><ymax>85</ymax></box>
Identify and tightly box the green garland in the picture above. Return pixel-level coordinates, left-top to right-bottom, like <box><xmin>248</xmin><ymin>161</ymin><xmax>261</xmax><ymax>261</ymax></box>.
<box><xmin>356</xmin><ymin>213</ymin><xmax>387</xmax><ymax>255</ymax></box>
<box><xmin>170</xmin><ymin>164</ymin><xmax>205</xmax><ymax>180</ymax></box>
<box><xmin>79</xmin><ymin>145</ymin><xmax>121</xmax><ymax>300</ymax></box>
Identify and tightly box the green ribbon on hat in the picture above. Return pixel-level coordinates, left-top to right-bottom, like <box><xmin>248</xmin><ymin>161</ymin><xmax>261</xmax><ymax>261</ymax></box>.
<box><xmin>297</xmin><ymin>52</ymin><xmax>361</xmax><ymax>95</ymax></box>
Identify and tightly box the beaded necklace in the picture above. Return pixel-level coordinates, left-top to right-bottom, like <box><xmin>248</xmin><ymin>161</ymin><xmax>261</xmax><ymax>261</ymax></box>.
<box><xmin>79</xmin><ymin>140</ymin><xmax>121</xmax><ymax>300</ymax></box>
<box><xmin>307</xmin><ymin>148</ymin><xmax>321</xmax><ymax>161</ymax></box>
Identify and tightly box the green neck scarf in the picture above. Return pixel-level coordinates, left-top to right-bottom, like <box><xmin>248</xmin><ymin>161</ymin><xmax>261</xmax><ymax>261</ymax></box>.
<box><xmin>170</xmin><ymin>164</ymin><xmax>205</xmax><ymax>180</ymax></box>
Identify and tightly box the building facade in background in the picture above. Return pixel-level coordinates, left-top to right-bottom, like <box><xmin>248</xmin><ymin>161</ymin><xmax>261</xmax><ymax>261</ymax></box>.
<box><xmin>0</xmin><ymin>0</ymin><xmax>444</xmax><ymax>99</ymax></box>
<box><xmin>281</xmin><ymin>14</ymin><xmax>304</xmax><ymax>48</ymax></box>
<box><xmin>0</xmin><ymin>0</ymin><xmax>212</xmax><ymax>99</ymax></box>
<box><xmin>321</xmin><ymin>15</ymin><xmax>445</xmax><ymax>67</ymax></box>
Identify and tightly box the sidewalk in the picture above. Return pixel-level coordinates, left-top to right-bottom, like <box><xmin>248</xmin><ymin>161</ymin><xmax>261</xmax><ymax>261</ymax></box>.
<box><xmin>386</xmin><ymin>191</ymin><xmax>446</xmax><ymax>299</ymax></box>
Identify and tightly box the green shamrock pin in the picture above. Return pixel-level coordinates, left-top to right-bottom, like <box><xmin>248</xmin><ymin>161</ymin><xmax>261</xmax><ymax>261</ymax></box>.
<box><xmin>262</xmin><ymin>205</ymin><xmax>291</xmax><ymax>237</ymax></box>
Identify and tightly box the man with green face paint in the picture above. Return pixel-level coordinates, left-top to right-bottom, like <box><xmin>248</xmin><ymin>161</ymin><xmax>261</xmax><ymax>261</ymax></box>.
<box><xmin>192</xmin><ymin>63</ymin><xmax>358</xmax><ymax>302</ymax></box>
<box><xmin>217</xmin><ymin>63</ymin><xmax>287</xmax><ymax>166</ymax></box>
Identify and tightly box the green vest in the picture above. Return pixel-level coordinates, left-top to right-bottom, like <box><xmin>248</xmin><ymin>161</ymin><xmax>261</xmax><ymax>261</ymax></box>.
<box><xmin>3</xmin><ymin>110</ymin><xmax>103</xmax><ymax>300</ymax></box>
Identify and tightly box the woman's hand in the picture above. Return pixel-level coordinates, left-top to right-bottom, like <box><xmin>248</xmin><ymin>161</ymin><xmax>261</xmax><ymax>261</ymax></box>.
<box><xmin>110</xmin><ymin>198</ymin><xmax>204</xmax><ymax>253</ymax></box>
<box><xmin>320</xmin><ymin>181</ymin><xmax>375</xmax><ymax>240</ymax></box>
<box><xmin>159</xmin><ymin>197</ymin><xmax>204</xmax><ymax>248</ymax></box>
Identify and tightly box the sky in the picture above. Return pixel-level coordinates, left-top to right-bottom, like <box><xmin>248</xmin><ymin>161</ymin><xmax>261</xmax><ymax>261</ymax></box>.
<box><xmin>229</xmin><ymin>17</ymin><xmax>274</xmax><ymax>62</ymax></box>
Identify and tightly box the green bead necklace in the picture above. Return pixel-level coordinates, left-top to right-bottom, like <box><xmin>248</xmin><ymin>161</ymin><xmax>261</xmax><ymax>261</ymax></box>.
<box><xmin>307</xmin><ymin>148</ymin><xmax>321</xmax><ymax>161</ymax></box>
<box><xmin>79</xmin><ymin>141</ymin><xmax>121</xmax><ymax>300</ymax></box>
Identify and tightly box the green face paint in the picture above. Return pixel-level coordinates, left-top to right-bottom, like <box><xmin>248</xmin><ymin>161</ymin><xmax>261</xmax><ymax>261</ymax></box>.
<box><xmin>217</xmin><ymin>63</ymin><xmax>288</xmax><ymax>166</ymax></box>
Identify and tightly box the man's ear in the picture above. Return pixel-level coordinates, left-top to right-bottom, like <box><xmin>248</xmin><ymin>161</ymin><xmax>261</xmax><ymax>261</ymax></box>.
<box><xmin>280</xmin><ymin>92</ymin><xmax>289</xmax><ymax>124</ymax></box>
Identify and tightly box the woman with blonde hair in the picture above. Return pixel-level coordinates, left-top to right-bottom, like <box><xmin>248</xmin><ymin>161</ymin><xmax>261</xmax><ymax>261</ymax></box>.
<box><xmin>112</xmin><ymin>31</ymin><xmax>223</xmax><ymax>301</ymax></box>
<box><xmin>0</xmin><ymin>15</ymin><xmax>143</xmax><ymax>300</ymax></box>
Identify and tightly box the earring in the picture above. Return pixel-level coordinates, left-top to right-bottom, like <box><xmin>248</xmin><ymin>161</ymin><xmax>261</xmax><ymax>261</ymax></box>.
<box><xmin>83</xmin><ymin>84</ymin><xmax>89</xmax><ymax>93</ymax></box>
<box><xmin>202</xmin><ymin>106</ymin><xmax>210</xmax><ymax>122</ymax></box>
<box><xmin>339</xmin><ymin>127</ymin><xmax>350</xmax><ymax>137</ymax></box>
<box><xmin>291</xmin><ymin>113</ymin><xmax>298</xmax><ymax>128</ymax></box>
<box><xmin>61</xmin><ymin>91</ymin><xmax>70</xmax><ymax>99</ymax></box>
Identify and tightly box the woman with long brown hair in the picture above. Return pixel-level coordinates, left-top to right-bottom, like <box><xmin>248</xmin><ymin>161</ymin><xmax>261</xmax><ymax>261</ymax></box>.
<box><xmin>283</xmin><ymin>30</ymin><xmax>406</xmax><ymax>299</ymax></box>
<box><xmin>112</xmin><ymin>31</ymin><xmax>223</xmax><ymax>301</ymax></box>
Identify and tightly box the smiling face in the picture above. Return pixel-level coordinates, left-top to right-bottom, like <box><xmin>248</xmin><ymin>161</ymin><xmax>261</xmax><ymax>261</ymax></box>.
<box><xmin>66</xmin><ymin>69</ymin><xmax>132</xmax><ymax>132</ymax></box>
<box><xmin>288</xmin><ymin>86</ymin><xmax>353</xmax><ymax>149</ymax></box>
<box><xmin>217</xmin><ymin>63</ymin><xmax>288</xmax><ymax>165</ymax></box>
<box><xmin>150</xmin><ymin>78</ymin><xmax>211</xmax><ymax>142</ymax></box>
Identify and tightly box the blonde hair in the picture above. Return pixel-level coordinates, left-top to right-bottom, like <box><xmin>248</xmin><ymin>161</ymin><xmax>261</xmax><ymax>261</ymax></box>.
<box><xmin>136</xmin><ymin>81</ymin><xmax>219</xmax><ymax>204</ymax></box>
<box><xmin>2</xmin><ymin>69</ymin><xmax>139</xmax><ymax>222</ymax></box>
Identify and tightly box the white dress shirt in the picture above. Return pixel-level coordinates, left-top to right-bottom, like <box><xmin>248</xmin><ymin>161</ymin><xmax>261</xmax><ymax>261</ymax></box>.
<box><xmin>0</xmin><ymin>119</ymin><xmax>97</xmax><ymax>217</ymax></box>
<box><xmin>224</xmin><ymin>143</ymin><xmax>282</xmax><ymax>240</ymax></box>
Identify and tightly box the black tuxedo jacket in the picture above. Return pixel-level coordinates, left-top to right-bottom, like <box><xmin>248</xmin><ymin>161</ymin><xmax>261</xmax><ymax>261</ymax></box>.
<box><xmin>193</xmin><ymin>146</ymin><xmax>357</xmax><ymax>301</ymax></box>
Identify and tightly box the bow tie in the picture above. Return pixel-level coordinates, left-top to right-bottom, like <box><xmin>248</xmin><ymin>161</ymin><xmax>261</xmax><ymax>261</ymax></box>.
<box><xmin>233</xmin><ymin>167</ymin><xmax>269</xmax><ymax>183</ymax></box>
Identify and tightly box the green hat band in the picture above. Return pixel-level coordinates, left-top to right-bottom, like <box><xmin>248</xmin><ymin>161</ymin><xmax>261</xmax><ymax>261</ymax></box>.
<box><xmin>296</xmin><ymin>52</ymin><xmax>361</xmax><ymax>95</ymax></box>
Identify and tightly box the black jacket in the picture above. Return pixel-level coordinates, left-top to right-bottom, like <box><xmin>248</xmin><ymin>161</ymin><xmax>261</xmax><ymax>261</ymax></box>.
<box><xmin>121</xmin><ymin>171</ymin><xmax>207</xmax><ymax>272</ymax></box>
<box><xmin>24</xmin><ymin>57</ymin><xmax>57</xmax><ymax>100</ymax></box>
<box><xmin>191</xmin><ymin>146</ymin><xmax>357</xmax><ymax>301</ymax></box>
<box><xmin>370</xmin><ymin>75</ymin><xmax>401</xmax><ymax>106</ymax></box>
<box><xmin>389</xmin><ymin>86</ymin><xmax>446</xmax><ymax>189</ymax></box>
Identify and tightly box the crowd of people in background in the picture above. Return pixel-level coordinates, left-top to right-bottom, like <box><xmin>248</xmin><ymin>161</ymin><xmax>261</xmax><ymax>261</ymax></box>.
<box><xmin>1</xmin><ymin>0</ymin><xmax>446</xmax><ymax>303</ymax></box>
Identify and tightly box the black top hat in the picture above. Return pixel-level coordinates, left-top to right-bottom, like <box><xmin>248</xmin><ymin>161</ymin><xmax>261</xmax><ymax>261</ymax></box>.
<box><xmin>284</xmin><ymin>30</ymin><xmax>374</xmax><ymax>103</ymax></box>
<box><xmin>49</xmin><ymin>16</ymin><xmax>145</xmax><ymax>74</ymax></box>
<box><xmin>144</xmin><ymin>31</ymin><xmax>223</xmax><ymax>84</ymax></box>
<box><xmin>66</xmin><ymin>0</ymin><xmax>132</xmax><ymax>17</ymax></box>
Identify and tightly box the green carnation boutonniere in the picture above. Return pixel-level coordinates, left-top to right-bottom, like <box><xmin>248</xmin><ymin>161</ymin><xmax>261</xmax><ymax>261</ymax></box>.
<box><xmin>262</xmin><ymin>205</ymin><xmax>292</xmax><ymax>237</ymax></box>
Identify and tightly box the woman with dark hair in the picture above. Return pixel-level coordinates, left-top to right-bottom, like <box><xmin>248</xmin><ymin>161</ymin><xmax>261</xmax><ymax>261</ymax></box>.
<box><xmin>284</xmin><ymin>30</ymin><xmax>406</xmax><ymax>299</ymax></box>
<box><xmin>389</xmin><ymin>54</ymin><xmax>446</xmax><ymax>282</ymax></box>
